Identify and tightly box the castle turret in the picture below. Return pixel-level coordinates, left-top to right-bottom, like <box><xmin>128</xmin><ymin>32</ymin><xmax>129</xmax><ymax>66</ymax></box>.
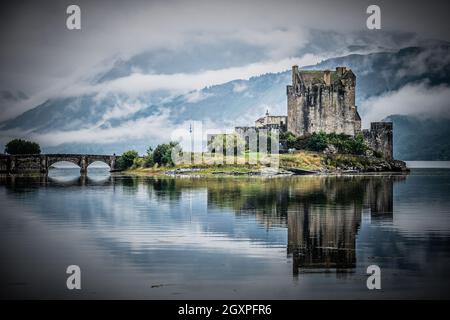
<box><xmin>292</xmin><ymin>65</ymin><xmax>299</xmax><ymax>88</ymax></box>
<box><xmin>323</xmin><ymin>70</ymin><xmax>331</xmax><ymax>86</ymax></box>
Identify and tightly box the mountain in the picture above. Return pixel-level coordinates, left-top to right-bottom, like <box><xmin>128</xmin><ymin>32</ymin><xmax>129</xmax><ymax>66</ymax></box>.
<box><xmin>1</xmin><ymin>42</ymin><xmax>450</xmax><ymax>159</ymax></box>
<box><xmin>386</xmin><ymin>115</ymin><xmax>450</xmax><ymax>160</ymax></box>
<box><xmin>309</xmin><ymin>46</ymin><xmax>450</xmax><ymax>103</ymax></box>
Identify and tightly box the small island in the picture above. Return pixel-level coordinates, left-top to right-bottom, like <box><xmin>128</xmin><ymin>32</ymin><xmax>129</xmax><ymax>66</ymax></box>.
<box><xmin>124</xmin><ymin>66</ymin><xmax>408</xmax><ymax>177</ymax></box>
<box><xmin>123</xmin><ymin>140</ymin><xmax>408</xmax><ymax>178</ymax></box>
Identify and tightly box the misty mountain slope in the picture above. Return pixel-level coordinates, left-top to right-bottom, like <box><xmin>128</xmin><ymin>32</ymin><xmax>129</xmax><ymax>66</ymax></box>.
<box><xmin>90</xmin><ymin>29</ymin><xmax>422</xmax><ymax>84</ymax></box>
<box><xmin>387</xmin><ymin>115</ymin><xmax>450</xmax><ymax>160</ymax></box>
<box><xmin>92</xmin><ymin>42</ymin><xmax>270</xmax><ymax>84</ymax></box>
<box><xmin>305</xmin><ymin>45</ymin><xmax>450</xmax><ymax>105</ymax></box>
<box><xmin>4</xmin><ymin>44</ymin><xmax>450</xmax><ymax>132</ymax></box>
<box><xmin>0</xmin><ymin>93</ymin><xmax>165</xmax><ymax>133</ymax></box>
<box><xmin>1</xmin><ymin>95</ymin><xmax>105</xmax><ymax>132</ymax></box>
<box><xmin>103</xmin><ymin>43</ymin><xmax>450</xmax><ymax>127</ymax></box>
<box><xmin>164</xmin><ymin>73</ymin><xmax>291</xmax><ymax>125</ymax></box>
<box><xmin>1</xmin><ymin>43</ymin><xmax>450</xmax><ymax>158</ymax></box>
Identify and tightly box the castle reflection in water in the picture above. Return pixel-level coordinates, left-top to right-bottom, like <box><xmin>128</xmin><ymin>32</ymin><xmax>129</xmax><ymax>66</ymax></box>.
<box><xmin>287</xmin><ymin>176</ymin><xmax>397</xmax><ymax>276</ymax></box>
<box><xmin>203</xmin><ymin>175</ymin><xmax>404</xmax><ymax>276</ymax></box>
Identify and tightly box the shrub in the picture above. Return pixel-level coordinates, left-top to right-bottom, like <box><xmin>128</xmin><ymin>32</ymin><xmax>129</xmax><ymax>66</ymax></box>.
<box><xmin>306</xmin><ymin>132</ymin><xmax>329</xmax><ymax>151</ymax></box>
<box><xmin>347</xmin><ymin>134</ymin><xmax>367</xmax><ymax>155</ymax></box>
<box><xmin>5</xmin><ymin>139</ymin><xmax>41</xmax><ymax>154</ymax></box>
<box><xmin>284</xmin><ymin>131</ymin><xmax>298</xmax><ymax>148</ymax></box>
<box><xmin>131</xmin><ymin>157</ymin><xmax>145</xmax><ymax>169</ymax></box>
<box><xmin>284</xmin><ymin>131</ymin><xmax>368</xmax><ymax>155</ymax></box>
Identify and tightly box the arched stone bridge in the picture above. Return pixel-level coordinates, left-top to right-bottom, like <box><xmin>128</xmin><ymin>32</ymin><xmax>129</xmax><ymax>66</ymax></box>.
<box><xmin>0</xmin><ymin>154</ymin><xmax>117</xmax><ymax>174</ymax></box>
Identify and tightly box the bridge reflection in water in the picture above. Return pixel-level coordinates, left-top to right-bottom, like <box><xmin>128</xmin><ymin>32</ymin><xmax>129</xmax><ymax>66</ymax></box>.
<box><xmin>0</xmin><ymin>169</ymin><xmax>113</xmax><ymax>187</ymax></box>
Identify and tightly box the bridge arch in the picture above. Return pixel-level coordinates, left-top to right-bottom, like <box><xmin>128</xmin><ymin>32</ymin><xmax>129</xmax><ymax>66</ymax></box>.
<box><xmin>87</xmin><ymin>160</ymin><xmax>110</xmax><ymax>168</ymax></box>
<box><xmin>47</xmin><ymin>157</ymin><xmax>83</xmax><ymax>168</ymax></box>
<box><xmin>86</xmin><ymin>156</ymin><xmax>113</xmax><ymax>169</ymax></box>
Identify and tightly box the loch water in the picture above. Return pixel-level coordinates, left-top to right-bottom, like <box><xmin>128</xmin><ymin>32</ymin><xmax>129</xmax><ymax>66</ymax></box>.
<box><xmin>1</xmin><ymin>166</ymin><xmax>450</xmax><ymax>299</ymax></box>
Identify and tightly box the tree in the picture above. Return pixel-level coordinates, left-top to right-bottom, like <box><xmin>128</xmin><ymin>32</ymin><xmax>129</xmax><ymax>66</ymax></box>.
<box><xmin>153</xmin><ymin>142</ymin><xmax>178</xmax><ymax>166</ymax></box>
<box><xmin>117</xmin><ymin>150</ymin><xmax>139</xmax><ymax>170</ymax></box>
<box><xmin>5</xmin><ymin>139</ymin><xmax>41</xmax><ymax>155</ymax></box>
<box><xmin>143</xmin><ymin>146</ymin><xmax>155</xmax><ymax>168</ymax></box>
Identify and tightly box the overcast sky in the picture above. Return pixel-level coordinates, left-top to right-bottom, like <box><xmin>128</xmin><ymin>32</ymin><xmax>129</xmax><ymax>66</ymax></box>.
<box><xmin>0</xmin><ymin>0</ymin><xmax>449</xmax><ymax>124</ymax></box>
<box><xmin>1</xmin><ymin>0</ymin><xmax>449</xmax><ymax>88</ymax></box>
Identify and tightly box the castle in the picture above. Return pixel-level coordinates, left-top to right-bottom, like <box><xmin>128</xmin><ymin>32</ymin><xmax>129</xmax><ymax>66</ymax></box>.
<box><xmin>234</xmin><ymin>66</ymin><xmax>393</xmax><ymax>160</ymax></box>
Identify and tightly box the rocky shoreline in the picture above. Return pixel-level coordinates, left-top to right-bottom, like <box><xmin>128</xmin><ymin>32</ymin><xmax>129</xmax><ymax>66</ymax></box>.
<box><xmin>163</xmin><ymin>158</ymin><xmax>409</xmax><ymax>177</ymax></box>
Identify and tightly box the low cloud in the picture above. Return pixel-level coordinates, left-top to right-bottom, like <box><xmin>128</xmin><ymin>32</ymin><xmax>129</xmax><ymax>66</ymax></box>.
<box><xmin>33</xmin><ymin>113</ymin><xmax>174</xmax><ymax>146</ymax></box>
<box><xmin>66</xmin><ymin>54</ymin><xmax>321</xmax><ymax>97</ymax></box>
<box><xmin>361</xmin><ymin>82</ymin><xmax>450</xmax><ymax>127</ymax></box>
<box><xmin>233</xmin><ymin>82</ymin><xmax>248</xmax><ymax>93</ymax></box>
<box><xmin>100</xmin><ymin>98</ymin><xmax>148</xmax><ymax>122</ymax></box>
<box><xmin>0</xmin><ymin>109</ymin><xmax>227</xmax><ymax>152</ymax></box>
<box><xmin>0</xmin><ymin>54</ymin><xmax>321</xmax><ymax>123</ymax></box>
<box><xmin>184</xmin><ymin>91</ymin><xmax>214</xmax><ymax>103</ymax></box>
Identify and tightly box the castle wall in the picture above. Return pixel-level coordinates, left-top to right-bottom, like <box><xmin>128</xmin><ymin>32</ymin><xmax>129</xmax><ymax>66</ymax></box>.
<box><xmin>0</xmin><ymin>155</ymin><xmax>9</xmax><ymax>173</ymax></box>
<box><xmin>287</xmin><ymin>85</ymin><xmax>300</xmax><ymax>135</ymax></box>
<box><xmin>255</xmin><ymin>115</ymin><xmax>287</xmax><ymax>130</ymax></box>
<box><xmin>354</xmin><ymin>107</ymin><xmax>362</xmax><ymax>133</ymax></box>
<box><xmin>363</xmin><ymin>122</ymin><xmax>393</xmax><ymax>160</ymax></box>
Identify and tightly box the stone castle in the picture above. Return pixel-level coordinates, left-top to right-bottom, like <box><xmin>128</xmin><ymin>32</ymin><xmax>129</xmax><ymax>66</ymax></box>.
<box><xmin>235</xmin><ymin>65</ymin><xmax>393</xmax><ymax>160</ymax></box>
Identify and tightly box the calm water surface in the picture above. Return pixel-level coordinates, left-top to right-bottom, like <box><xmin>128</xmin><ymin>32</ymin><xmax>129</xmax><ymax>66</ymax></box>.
<box><xmin>1</xmin><ymin>167</ymin><xmax>450</xmax><ymax>299</ymax></box>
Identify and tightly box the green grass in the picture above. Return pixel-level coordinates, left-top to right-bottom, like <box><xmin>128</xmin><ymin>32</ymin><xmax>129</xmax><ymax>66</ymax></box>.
<box><xmin>124</xmin><ymin>150</ymin><xmax>388</xmax><ymax>176</ymax></box>
<box><xmin>279</xmin><ymin>151</ymin><xmax>324</xmax><ymax>171</ymax></box>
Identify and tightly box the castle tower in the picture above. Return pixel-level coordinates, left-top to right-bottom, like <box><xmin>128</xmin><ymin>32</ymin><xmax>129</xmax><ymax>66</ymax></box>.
<box><xmin>287</xmin><ymin>66</ymin><xmax>361</xmax><ymax>137</ymax></box>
